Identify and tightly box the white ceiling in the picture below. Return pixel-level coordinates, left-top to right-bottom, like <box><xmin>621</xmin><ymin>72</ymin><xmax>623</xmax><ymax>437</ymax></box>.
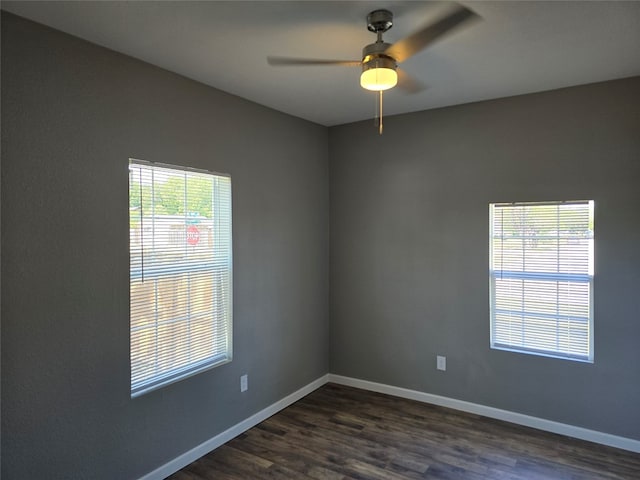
<box><xmin>3</xmin><ymin>1</ymin><xmax>640</xmax><ymax>126</ymax></box>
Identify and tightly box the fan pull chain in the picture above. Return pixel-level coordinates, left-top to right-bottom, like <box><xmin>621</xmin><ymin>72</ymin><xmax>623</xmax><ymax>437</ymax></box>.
<box><xmin>373</xmin><ymin>96</ymin><xmax>377</xmax><ymax>124</ymax></box>
<box><xmin>379</xmin><ymin>90</ymin><xmax>384</xmax><ymax>135</ymax></box>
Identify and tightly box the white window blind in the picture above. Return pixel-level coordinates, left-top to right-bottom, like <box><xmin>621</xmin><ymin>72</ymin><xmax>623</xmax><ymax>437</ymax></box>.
<box><xmin>489</xmin><ymin>200</ymin><xmax>594</xmax><ymax>362</ymax></box>
<box><xmin>129</xmin><ymin>159</ymin><xmax>232</xmax><ymax>397</ymax></box>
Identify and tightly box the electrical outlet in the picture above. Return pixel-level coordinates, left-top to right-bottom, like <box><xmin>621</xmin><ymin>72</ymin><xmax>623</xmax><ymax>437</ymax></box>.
<box><xmin>437</xmin><ymin>356</ymin><xmax>446</xmax><ymax>371</ymax></box>
<box><xmin>240</xmin><ymin>374</ymin><xmax>248</xmax><ymax>392</ymax></box>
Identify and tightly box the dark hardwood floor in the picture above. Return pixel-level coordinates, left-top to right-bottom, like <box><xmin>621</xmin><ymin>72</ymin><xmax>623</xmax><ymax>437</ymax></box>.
<box><xmin>167</xmin><ymin>383</ymin><xmax>640</xmax><ymax>479</ymax></box>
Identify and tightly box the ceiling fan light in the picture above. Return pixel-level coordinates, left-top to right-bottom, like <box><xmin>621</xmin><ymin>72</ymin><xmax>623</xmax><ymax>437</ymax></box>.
<box><xmin>360</xmin><ymin>67</ymin><xmax>398</xmax><ymax>91</ymax></box>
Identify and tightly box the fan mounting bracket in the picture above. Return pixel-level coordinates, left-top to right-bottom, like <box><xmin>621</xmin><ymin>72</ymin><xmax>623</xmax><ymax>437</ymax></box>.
<box><xmin>367</xmin><ymin>9</ymin><xmax>393</xmax><ymax>33</ymax></box>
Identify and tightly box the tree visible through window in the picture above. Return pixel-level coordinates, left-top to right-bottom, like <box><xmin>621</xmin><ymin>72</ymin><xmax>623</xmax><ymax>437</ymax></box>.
<box><xmin>489</xmin><ymin>201</ymin><xmax>594</xmax><ymax>362</ymax></box>
<box><xmin>129</xmin><ymin>159</ymin><xmax>232</xmax><ymax>397</ymax></box>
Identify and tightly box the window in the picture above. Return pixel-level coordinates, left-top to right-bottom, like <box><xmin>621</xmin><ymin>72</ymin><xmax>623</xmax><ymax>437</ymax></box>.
<box><xmin>129</xmin><ymin>159</ymin><xmax>232</xmax><ymax>397</ymax></box>
<box><xmin>489</xmin><ymin>201</ymin><xmax>594</xmax><ymax>362</ymax></box>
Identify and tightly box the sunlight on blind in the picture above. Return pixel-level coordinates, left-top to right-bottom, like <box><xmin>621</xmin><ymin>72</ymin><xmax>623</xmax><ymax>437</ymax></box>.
<box><xmin>129</xmin><ymin>159</ymin><xmax>232</xmax><ymax>397</ymax></box>
<box><xmin>489</xmin><ymin>201</ymin><xmax>594</xmax><ymax>362</ymax></box>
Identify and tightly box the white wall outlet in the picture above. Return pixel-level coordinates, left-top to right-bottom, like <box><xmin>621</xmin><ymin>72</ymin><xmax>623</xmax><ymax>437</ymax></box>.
<box><xmin>240</xmin><ymin>374</ymin><xmax>248</xmax><ymax>392</ymax></box>
<box><xmin>437</xmin><ymin>355</ymin><xmax>446</xmax><ymax>371</ymax></box>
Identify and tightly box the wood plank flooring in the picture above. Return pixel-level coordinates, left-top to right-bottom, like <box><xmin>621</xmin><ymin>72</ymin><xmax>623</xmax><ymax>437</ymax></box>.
<box><xmin>167</xmin><ymin>383</ymin><xmax>640</xmax><ymax>479</ymax></box>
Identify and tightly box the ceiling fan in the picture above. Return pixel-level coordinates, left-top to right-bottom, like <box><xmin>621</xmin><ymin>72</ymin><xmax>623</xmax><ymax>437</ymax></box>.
<box><xmin>267</xmin><ymin>3</ymin><xmax>480</xmax><ymax>134</ymax></box>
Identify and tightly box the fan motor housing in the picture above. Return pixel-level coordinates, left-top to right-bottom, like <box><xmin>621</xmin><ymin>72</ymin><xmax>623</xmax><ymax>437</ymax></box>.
<box><xmin>362</xmin><ymin>41</ymin><xmax>397</xmax><ymax>73</ymax></box>
<box><xmin>361</xmin><ymin>54</ymin><xmax>396</xmax><ymax>74</ymax></box>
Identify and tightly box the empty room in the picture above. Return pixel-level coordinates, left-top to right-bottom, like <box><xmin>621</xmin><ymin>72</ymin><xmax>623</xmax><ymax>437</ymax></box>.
<box><xmin>1</xmin><ymin>1</ymin><xmax>639</xmax><ymax>479</ymax></box>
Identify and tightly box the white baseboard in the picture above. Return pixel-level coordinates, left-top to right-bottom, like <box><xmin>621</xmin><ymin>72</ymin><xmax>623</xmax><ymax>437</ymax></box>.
<box><xmin>328</xmin><ymin>374</ymin><xmax>640</xmax><ymax>454</ymax></box>
<box><xmin>139</xmin><ymin>374</ymin><xmax>330</xmax><ymax>480</ymax></box>
<box><xmin>140</xmin><ymin>371</ymin><xmax>639</xmax><ymax>479</ymax></box>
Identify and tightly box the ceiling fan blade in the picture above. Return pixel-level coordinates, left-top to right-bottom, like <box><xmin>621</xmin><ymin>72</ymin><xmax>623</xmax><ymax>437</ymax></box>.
<box><xmin>385</xmin><ymin>4</ymin><xmax>479</xmax><ymax>64</ymax></box>
<box><xmin>267</xmin><ymin>56</ymin><xmax>361</xmax><ymax>67</ymax></box>
<box><xmin>396</xmin><ymin>68</ymin><xmax>427</xmax><ymax>94</ymax></box>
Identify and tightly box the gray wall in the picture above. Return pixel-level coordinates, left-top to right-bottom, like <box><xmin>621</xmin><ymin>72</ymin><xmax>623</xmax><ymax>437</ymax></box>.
<box><xmin>1</xmin><ymin>12</ymin><xmax>329</xmax><ymax>479</ymax></box>
<box><xmin>329</xmin><ymin>77</ymin><xmax>640</xmax><ymax>440</ymax></box>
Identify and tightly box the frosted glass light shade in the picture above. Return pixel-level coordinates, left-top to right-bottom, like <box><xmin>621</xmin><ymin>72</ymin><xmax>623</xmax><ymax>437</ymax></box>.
<box><xmin>360</xmin><ymin>67</ymin><xmax>398</xmax><ymax>91</ymax></box>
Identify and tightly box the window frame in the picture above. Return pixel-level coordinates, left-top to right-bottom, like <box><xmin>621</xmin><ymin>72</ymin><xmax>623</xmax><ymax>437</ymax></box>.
<box><xmin>129</xmin><ymin>159</ymin><xmax>233</xmax><ymax>397</ymax></box>
<box><xmin>489</xmin><ymin>200</ymin><xmax>594</xmax><ymax>363</ymax></box>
